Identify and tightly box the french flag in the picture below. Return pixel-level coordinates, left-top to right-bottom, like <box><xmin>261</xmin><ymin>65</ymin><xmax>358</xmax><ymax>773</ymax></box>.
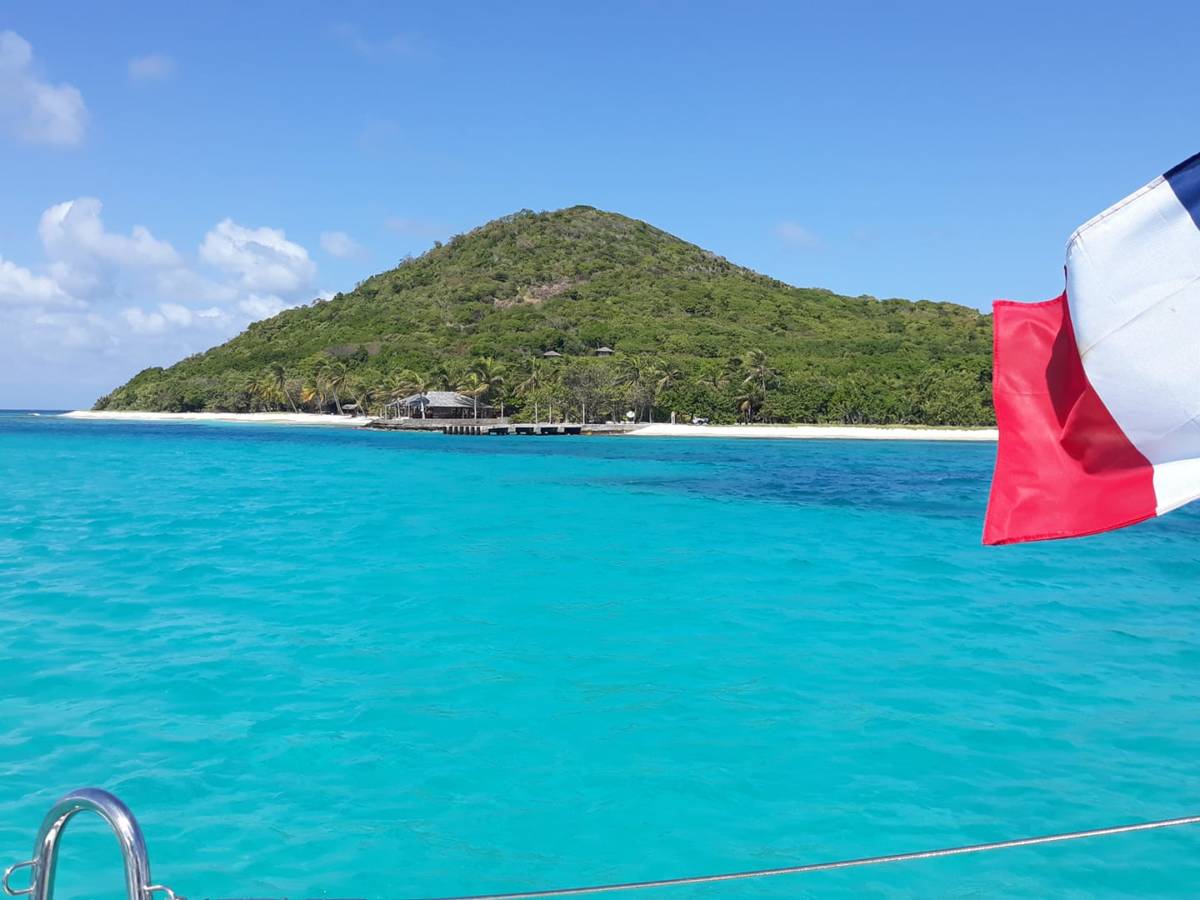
<box><xmin>984</xmin><ymin>152</ymin><xmax>1200</xmax><ymax>545</ymax></box>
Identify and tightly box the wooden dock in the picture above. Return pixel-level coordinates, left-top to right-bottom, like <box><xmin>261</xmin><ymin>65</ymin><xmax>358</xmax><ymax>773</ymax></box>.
<box><xmin>364</xmin><ymin>419</ymin><xmax>641</xmax><ymax>437</ymax></box>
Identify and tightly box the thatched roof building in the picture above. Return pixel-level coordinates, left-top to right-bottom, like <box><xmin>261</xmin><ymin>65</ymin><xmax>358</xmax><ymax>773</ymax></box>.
<box><xmin>384</xmin><ymin>391</ymin><xmax>495</xmax><ymax>420</ymax></box>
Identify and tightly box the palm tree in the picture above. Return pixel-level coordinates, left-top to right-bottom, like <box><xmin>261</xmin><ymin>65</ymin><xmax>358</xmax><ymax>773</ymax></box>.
<box><xmin>516</xmin><ymin>358</ymin><xmax>546</xmax><ymax>423</ymax></box>
<box><xmin>387</xmin><ymin>369</ymin><xmax>428</xmax><ymax>418</ymax></box>
<box><xmin>317</xmin><ymin>359</ymin><xmax>348</xmax><ymax>415</ymax></box>
<box><xmin>428</xmin><ymin>363</ymin><xmax>455</xmax><ymax>391</ymax></box>
<box><xmin>271</xmin><ymin>363</ymin><xmax>298</xmax><ymax>413</ymax></box>
<box><xmin>496</xmin><ymin>385</ymin><xmax>518</xmax><ymax>420</ymax></box>
<box><xmin>464</xmin><ymin>358</ymin><xmax>506</xmax><ymax>418</ymax></box>
<box><xmin>544</xmin><ymin>366</ymin><xmax>563</xmax><ymax>423</ymax></box>
<box><xmin>723</xmin><ymin>355</ymin><xmax>745</xmax><ymax>386</ymax></box>
<box><xmin>258</xmin><ymin>374</ymin><xmax>283</xmax><ymax>411</ymax></box>
<box><xmin>618</xmin><ymin>356</ymin><xmax>652</xmax><ymax>422</ymax></box>
<box><xmin>700</xmin><ymin>369</ymin><xmax>729</xmax><ymax>394</ymax></box>
<box><xmin>740</xmin><ymin>349</ymin><xmax>779</xmax><ymax>394</ymax></box>
<box><xmin>458</xmin><ymin>372</ymin><xmax>487</xmax><ymax>419</ymax></box>
<box><xmin>359</xmin><ymin>384</ymin><xmax>377</xmax><ymax>417</ymax></box>
<box><xmin>343</xmin><ymin>375</ymin><xmax>374</xmax><ymax>417</ymax></box>
<box><xmin>241</xmin><ymin>375</ymin><xmax>265</xmax><ymax>412</ymax></box>
<box><xmin>300</xmin><ymin>380</ymin><xmax>325</xmax><ymax>412</ymax></box>
<box><xmin>736</xmin><ymin>387</ymin><xmax>764</xmax><ymax>423</ymax></box>
<box><xmin>653</xmin><ymin>359</ymin><xmax>683</xmax><ymax>423</ymax></box>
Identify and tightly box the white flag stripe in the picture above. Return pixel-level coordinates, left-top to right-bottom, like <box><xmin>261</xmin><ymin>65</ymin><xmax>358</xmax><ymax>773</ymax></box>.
<box><xmin>1149</xmin><ymin>457</ymin><xmax>1200</xmax><ymax>517</ymax></box>
<box><xmin>1067</xmin><ymin>174</ymin><xmax>1200</xmax><ymax>359</ymax></box>
<box><xmin>1066</xmin><ymin>172</ymin><xmax>1200</xmax><ymax>509</ymax></box>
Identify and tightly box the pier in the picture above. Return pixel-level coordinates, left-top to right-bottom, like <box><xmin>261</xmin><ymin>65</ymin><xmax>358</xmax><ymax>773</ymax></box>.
<box><xmin>364</xmin><ymin>419</ymin><xmax>641</xmax><ymax>436</ymax></box>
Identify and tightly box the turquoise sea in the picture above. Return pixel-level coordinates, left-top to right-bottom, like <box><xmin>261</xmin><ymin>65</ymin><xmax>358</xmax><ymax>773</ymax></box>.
<box><xmin>2</xmin><ymin>412</ymin><xmax>1199</xmax><ymax>899</ymax></box>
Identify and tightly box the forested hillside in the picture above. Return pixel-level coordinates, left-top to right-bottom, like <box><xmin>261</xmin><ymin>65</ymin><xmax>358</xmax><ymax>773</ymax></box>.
<box><xmin>98</xmin><ymin>206</ymin><xmax>995</xmax><ymax>425</ymax></box>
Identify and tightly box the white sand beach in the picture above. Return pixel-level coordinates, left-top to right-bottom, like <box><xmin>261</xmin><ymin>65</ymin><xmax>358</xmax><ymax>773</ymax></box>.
<box><xmin>59</xmin><ymin>412</ymin><xmax>998</xmax><ymax>440</ymax></box>
<box><xmin>628</xmin><ymin>422</ymin><xmax>998</xmax><ymax>441</ymax></box>
<box><xmin>61</xmin><ymin>410</ymin><xmax>370</xmax><ymax>428</ymax></box>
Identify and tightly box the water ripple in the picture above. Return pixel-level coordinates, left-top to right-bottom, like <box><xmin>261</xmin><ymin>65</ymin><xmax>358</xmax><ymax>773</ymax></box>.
<box><xmin>1</xmin><ymin>416</ymin><xmax>1199</xmax><ymax>898</ymax></box>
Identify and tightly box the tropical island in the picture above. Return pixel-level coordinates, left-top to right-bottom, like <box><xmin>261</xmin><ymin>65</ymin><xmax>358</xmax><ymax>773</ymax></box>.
<box><xmin>95</xmin><ymin>206</ymin><xmax>995</xmax><ymax>427</ymax></box>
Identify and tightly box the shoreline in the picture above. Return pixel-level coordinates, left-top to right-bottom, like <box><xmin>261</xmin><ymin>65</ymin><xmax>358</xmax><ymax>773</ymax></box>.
<box><xmin>59</xmin><ymin>411</ymin><xmax>998</xmax><ymax>441</ymax></box>
<box><xmin>626</xmin><ymin>422</ymin><xmax>997</xmax><ymax>441</ymax></box>
<box><xmin>60</xmin><ymin>410</ymin><xmax>369</xmax><ymax>428</ymax></box>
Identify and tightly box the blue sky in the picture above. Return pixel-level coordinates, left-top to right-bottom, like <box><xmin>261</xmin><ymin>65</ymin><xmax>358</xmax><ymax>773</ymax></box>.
<box><xmin>2</xmin><ymin>1</ymin><xmax>1197</xmax><ymax>408</ymax></box>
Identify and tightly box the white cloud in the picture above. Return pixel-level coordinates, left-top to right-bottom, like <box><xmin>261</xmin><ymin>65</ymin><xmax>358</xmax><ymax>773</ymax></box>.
<box><xmin>128</xmin><ymin>53</ymin><xmax>175</xmax><ymax>81</ymax></box>
<box><xmin>774</xmin><ymin>220</ymin><xmax>820</xmax><ymax>249</ymax></box>
<box><xmin>0</xmin><ymin>198</ymin><xmax>324</xmax><ymax>407</ymax></box>
<box><xmin>122</xmin><ymin>301</ymin><xmax>232</xmax><ymax>334</ymax></box>
<box><xmin>159</xmin><ymin>302</ymin><xmax>195</xmax><ymax>327</ymax></box>
<box><xmin>237</xmin><ymin>293</ymin><xmax>290</xmax><ymax>319</ymax></box>
<box><xmin>199</xmin><ymin>219</ymin><xmax>316</xmax><ymax>293</ymax></box>
<box><xmin>30</xmin><ymin>308</ymin><xmax>110</xmax><ymax>349</ymax></box>
<box><xmin>121</xmin><ymin>306</ymin><xmax>167</xmax><ymax>334</ymax></box>
<box><xmin>0</xmin><ymin>30</ymin><xmax>87</xmax><ymax>146</ymax></box>
<box><xmin>0</xmin><ymin>255</ymin><xmax>77</xmax><ymax>307</ymax></box>
<box><xmin>34</xmin><ymin>198</ymin><xmax>180</xmax><ymax>309</ymax></box>
<box><xmin>319</xmin><ymin>229</ymin><xmax>362</xmax><ymax>258</ymax></box>
<box><xmin>40</xmin><ymin>198</ymin><xmax>180</xmax><ymax>268</ymax></box>
<box><xmin>149</xmin><ymin>266</ymin><xmax>237</xmax><ymax>306</ymax></box>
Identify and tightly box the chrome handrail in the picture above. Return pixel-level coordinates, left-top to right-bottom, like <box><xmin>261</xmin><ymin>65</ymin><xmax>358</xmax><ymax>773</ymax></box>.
<box><xmin>6</xmin><ymin>788</ymin><xmax>1198</xmax><ymax>899</ymax></box>
<box><xmin>2</xmin><ymin>789</ymin><xmax>182</xmax><ymax>900</ymax></box>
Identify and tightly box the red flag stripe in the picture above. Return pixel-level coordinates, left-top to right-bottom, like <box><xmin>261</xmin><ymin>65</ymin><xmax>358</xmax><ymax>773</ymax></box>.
<box><xmin>982</xmin><ymin>294</ymin><xmax>1157</xmax><ymax>545</ymax></box>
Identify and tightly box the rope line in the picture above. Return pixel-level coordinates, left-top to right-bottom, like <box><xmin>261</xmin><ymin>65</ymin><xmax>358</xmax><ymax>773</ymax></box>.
<box><xmin>410</xmin><ymin>814</ymin><xmax>1200</xmax><ymax>900</ymax></box>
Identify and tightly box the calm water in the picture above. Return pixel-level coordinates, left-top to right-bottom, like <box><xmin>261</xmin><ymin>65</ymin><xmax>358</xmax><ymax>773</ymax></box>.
<box><xmin>2</xmin><ymin>413</ymin><xmax>1199</xmax><ymax>899</ymax></box>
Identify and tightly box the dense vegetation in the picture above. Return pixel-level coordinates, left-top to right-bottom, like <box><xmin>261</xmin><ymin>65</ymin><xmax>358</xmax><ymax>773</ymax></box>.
<box><xmin>97</xmin><ymin>206</ymin><xmax>995</xmax><ymax>425</ymax></box>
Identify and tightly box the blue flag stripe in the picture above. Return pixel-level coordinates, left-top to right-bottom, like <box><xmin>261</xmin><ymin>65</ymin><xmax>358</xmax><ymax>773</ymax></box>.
<box><xmin>1165</xmin><ymin>152</ymin><xmax>1200</xmax><ymax>231</ymax></box>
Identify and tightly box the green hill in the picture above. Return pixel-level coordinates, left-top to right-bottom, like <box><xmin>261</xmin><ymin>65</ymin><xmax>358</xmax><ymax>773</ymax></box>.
<box><xmin>97</xmin><ymin>206</ymin><xmax>995</xmax><ymax>425</ymax></box>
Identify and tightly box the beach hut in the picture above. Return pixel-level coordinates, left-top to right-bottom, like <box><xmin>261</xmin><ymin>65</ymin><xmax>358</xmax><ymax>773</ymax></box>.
<box><xmin>542</xmin><ymin>350</ymin><xmax>562</xmax><ymax>358</ymax></box>
<box><xmin>384</xmin><ymin>391</ymin><xmax>495</xmax><ymax>420</ymax></box>
<box><xmin>594</xmin><ymin>346</ymin><xmax>614</xmax><ymax>356</ymax></box>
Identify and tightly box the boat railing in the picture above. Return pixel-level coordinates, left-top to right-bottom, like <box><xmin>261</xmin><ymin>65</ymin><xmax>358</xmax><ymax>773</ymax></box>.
<box><xmin>2</xmin><ymin>788</ymin><xmax>182</xmax><ymax>900</ymax></box>
<box><xmin>5</xmin><ymin>788</ymin><xmax>1199</xmax><ymax>899</ymax></box>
